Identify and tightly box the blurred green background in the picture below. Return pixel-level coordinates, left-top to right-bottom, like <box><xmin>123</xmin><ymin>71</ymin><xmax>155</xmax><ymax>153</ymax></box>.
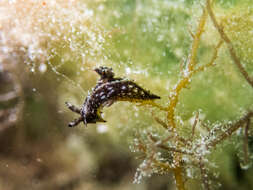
<box><xmin>0</xmin><ymin>0</ymin><xmax>253</xmax><ymax>189</ymax></box>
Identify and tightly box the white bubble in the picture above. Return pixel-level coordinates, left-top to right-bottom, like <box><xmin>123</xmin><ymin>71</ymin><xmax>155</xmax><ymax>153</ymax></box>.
<box><xmin>125</xmin><ymin>67</ymin><xmax>131</xmax><ymax>75</ymax></box>
<box><xmin>36</xmin><ymin>158</ymin><xmax>42</xmax><ymax>163</ymax></box>
<box><xmin>39</xmin><ymin>64</ymin><xmax>47</xmax><ymax>73</ymax></box>
<box><xmin>30</xmin><ymin>68</ymin><xmax>35</xmax><ymax>72</ymax></box>
<box><xmin>9</xmin><ymin>0</ymin><xmax>16</xmax><ymax>4</ymax></box>
<box><xmin>97</xmin><ymin>124</ymin><xmax>108</xmax><ymax>133</ymax></box>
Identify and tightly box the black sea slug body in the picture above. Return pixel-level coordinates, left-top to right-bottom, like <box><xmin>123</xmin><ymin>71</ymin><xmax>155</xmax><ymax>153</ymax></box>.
<box><xmin>66</xmin><ymin>66</ymin><xmax>160</xmax><ymax>127</ymax></box>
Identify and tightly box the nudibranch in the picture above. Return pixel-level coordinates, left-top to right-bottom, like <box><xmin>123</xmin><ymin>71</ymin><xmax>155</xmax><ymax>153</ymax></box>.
<box><xmin>66</xmin><ymin>66</ymin><xmax>160</xmax><ymax>127</ymax></box>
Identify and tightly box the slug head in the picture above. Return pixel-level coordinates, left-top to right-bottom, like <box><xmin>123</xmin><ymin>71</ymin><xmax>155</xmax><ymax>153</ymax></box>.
<box><xmin>94</xmin><ymin>66</ymin><xmax>114</xmax><ymax>79</ymax></box>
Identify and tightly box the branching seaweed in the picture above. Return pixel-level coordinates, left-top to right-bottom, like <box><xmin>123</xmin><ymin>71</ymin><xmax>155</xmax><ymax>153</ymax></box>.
<box><xmin>132</xmin><ymin>1</ymin><xmax>253</xmax><ymax>189</ymax></box>
<box><xmin>206</xmin><ymin>0</ymin><xmax>253</xmax><ymax>88</ymax></box>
